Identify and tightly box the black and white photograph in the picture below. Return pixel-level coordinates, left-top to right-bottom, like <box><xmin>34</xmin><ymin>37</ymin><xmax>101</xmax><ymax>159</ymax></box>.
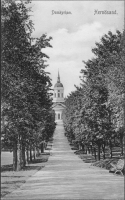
<box><xmin>1</xmin><ymin>0</ymin><xmax>124</xmax><ymax>199</ymax></box>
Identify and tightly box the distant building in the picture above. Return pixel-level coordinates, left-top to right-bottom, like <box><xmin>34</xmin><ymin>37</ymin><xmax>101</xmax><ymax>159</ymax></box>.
<box><xmin>52</xmin><ymin>71</ymin><xmax>66</xmax><ymax>122</ymax></box>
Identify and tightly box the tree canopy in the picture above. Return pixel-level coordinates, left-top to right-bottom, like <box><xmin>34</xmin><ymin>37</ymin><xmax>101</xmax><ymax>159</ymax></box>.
<box><xmin>1</xmin><ymin>0</ymin><xmax>56</xmax><ymax>170</ymax></box>
<box><xmin>63</xmin><ymin>30</ymin><xmax>125</xmax><ymax>160</ymax></box>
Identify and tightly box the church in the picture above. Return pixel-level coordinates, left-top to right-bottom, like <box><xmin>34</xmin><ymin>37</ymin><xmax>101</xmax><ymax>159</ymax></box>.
<box><xmin>52</xmin><ymin>72</ymin><xmax>66</xmax><ymax>122</ymax></box>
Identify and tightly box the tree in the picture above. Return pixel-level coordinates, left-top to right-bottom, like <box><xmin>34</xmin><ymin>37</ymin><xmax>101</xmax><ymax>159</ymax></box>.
<box><xmin>1</xmin><ymin>0</ymin><xmax>56</xmax><ymax>171</ymax></box>
<box><xmin>64</xmin><ymin>30</ymin><xmax>124</xmax><ymax>161</ymax></box>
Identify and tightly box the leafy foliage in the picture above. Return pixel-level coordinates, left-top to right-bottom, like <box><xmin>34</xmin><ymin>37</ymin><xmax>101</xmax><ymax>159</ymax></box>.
<box><xmin>1</xmin><ymin>0</ymin><xmax>56</xmax><ymax>170</ymax></box>
<box><xmin>64</xmin><ymin>30</ymin><xmax>125</xmax><ymax>160</ymax></box>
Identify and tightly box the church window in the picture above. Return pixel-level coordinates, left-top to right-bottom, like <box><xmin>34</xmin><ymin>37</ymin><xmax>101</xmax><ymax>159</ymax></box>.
<box><xmin>55</xmin><ymin>93</ymin><xmax>56</xmax><ymax>97</ymax></box>
<box><xmin>58</xmin><ymin>93</ymin><xmax>60</xmax><ymax>97</ymax></box>
<box><xmin>58</xmin><ymin>113</ymin><xmax>60</xmax><ymax>119</ymax></box>
<box><xmin>62</xmin><ymin>93</ymin><xmax>63</xmax><ymax>97</ymax></box>
<box><xmin>58</xmin><ymin>90</ymin><xmax>60</xmax><ymax>92</ymax></box>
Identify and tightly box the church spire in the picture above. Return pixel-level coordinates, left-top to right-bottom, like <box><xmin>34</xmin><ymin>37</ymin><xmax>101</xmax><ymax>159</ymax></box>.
<box><xmin>54</xmin><ymin>70</ymin><xmax>63</xmax><ymax>88</ymax></box>
<box><xmin>57</xmin><ymin>70</ymin><xmax>60</xmax><ymax>83</ymax></box>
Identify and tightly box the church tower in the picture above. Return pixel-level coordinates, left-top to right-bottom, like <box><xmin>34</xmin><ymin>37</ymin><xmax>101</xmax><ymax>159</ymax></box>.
<box><xmin>52</xmin><ymin>71</ymin><xmax>66</xmax><ymax>122</ymax></box>
<box><xmin>53</xmin><ymin>71</ymin><xmax>64</xmax><ymax>103</ymax></box>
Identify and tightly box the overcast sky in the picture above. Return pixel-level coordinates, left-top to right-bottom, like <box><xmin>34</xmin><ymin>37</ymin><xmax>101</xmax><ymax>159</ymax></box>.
<box><xmin>30</xmin><ymin>1</ymin><xmax>124</xmax><ymax>97</ymax></box>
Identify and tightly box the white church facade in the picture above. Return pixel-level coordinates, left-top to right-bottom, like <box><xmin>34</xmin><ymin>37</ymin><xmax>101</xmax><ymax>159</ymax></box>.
<box><xmin>52</xmin><ymin>72</ymin><xmax>66</xmax><ymax>122</ymax></box>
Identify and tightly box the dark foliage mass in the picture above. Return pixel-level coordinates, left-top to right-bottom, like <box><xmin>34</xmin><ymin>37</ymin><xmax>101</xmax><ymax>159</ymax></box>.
<box><xmin>63</xmin><ymin>30</ymin><xmax>125</xmax><ymax>161</ymax></box>
<box><xmin>1</xmin><ymin>0</ymin><xmax>56</xmax><ymax>170</ymax></box>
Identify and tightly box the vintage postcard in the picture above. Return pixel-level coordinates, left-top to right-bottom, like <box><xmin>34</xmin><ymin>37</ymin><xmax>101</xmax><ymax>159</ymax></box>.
<box><xmin>1</xmin><ymin>0</ymin><xmax>124</xmax><ymax>199</ymax></box>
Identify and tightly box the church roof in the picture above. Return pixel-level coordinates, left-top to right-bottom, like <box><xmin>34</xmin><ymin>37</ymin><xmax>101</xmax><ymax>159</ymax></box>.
<box><xmin>54</xmin><ymin>82</ymin><xmax>63</xmax><ymax>87</ymax></box>
<box><xmin>54</xmin><ymin>71</ymin><xmax>63</xmax><ymax>88</ymax></box>
<box><xmin>52</xmin><ymin>102</ymin><xmax>66</xmax><ymax>109</ymax></box>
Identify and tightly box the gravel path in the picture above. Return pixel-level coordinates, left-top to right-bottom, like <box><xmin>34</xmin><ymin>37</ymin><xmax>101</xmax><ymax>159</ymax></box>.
<box><xmin>2</xmin><ymin>123</ymin><xmax>124</xmax><ymax>200</ymax></box>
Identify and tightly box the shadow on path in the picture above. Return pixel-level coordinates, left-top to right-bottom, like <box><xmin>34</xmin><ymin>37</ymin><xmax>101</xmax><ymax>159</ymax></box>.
<box><xmin>2</xmin><ymin>123</ymin><xmax>124</xmax><ymax>200</ymax></box>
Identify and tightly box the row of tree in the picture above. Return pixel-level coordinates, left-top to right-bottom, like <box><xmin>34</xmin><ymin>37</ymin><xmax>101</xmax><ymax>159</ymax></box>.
<box><xmin>1</xmin><ymin>0</ymin><xmax>56</xmax><ymax>170</ymax></box>
<box><xmin>63</xmin><ymin>30</ymin><xmax>125</xmax><ymax>160</ymax></box>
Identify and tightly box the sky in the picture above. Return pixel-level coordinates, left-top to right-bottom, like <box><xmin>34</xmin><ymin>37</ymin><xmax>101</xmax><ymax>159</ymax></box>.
<box><xmin>30</xmin><ymin>0</ymin><xmax>124</xmax><ymax>97</ymax></box>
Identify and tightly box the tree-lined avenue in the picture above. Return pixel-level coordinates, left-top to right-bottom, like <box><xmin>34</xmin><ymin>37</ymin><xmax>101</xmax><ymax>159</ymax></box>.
<box><xmin>3</xmin><ymin>123</ymin><xmax>124</xmax><ymax>200</ymax></box>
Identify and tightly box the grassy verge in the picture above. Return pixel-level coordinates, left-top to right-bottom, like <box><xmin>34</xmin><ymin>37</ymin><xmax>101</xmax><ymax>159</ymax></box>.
<box><xmin>74</xmin><ymin>150</ymin><xmax>96</xmax><ymax>163</ymax></box>
<box><xmin>1</xmin><ymin>152</ymin><xmax>50</xmax><ymax>198</ymax></box>
<box><xmin>74</xmin><ymin>149</ymin><xmax>124</xmax><ymax>175</ymax></box>
<box><xmin>91</xmin><ymin>158</ymin><xmax>124</xmax><ymax>174</ymax></box>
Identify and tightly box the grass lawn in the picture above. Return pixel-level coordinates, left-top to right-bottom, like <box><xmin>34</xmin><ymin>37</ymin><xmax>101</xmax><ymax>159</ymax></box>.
<box><xmin>1</xmin><ymin>152</ymin><xmax>13</xmax><ymax>165</ymax></box>
<box><xmin>74</xmin><ymin>149</ymin><xmax>124</xmax><ymax>175</ymax></box>
<box><xmin>1</xmin><ymin>152</ymin><xmax>50</xmax><ymax>198</ymax></box>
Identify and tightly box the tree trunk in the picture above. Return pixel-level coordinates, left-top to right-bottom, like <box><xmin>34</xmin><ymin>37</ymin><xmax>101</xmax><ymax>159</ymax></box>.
<box><xmin>120</xmin><ymin>136</ymin><xmax>123</xmax><ymax>156</ymax></box>
<box><xmin>30</xmin><ymin>146</ymin><xmax>32</xmax><ymax>162</ymax></box>
<box><xmin>86</xmin><ymin>147</ymin><xmax>89</xmax><ymax>154</ymax></box>
<box><xmin>94</xmin><ymin>147</ymin><xmax>96</xmax><ymax>160</ymax></box>
<box><xmin>33</xmin><ymin>147</ymin><xmax>36</xmax><ymax>160</ymax></box>
<box><xmin>17</xmin><ymin>136</ymin><xmax>22</xmax><ymax>171</ymax></box>
<box><xmin>26</xmin><ymin>148</ymin><xmax>29</xmax><ymax>164</ymax></box>
<box><xmin>84</xmin><ymin>146</ymin><xmax>87</xmax><ymax>154</ymax></box>
<box><xmin>82</xmin><ymin>144</ymin><xmax>84</xmax><ymax>151</ymax></box>
<box><xmin>36</xmin><ymin>148</ymin><xmax>40</xmax><ymax>157</ymax></box>
<box><xmin>102</xmin><ymin>142</ymin><xmax>106</xmax><ymax>160</ymax></box>
<box><xmin>13</xmin><ymin>140</ymin><xmax>17</xmax><ymax>171</ymax></box>
<box><xmin>90</xmin><ymin>145</ymin><xmax>92</xmax><ymax>154</ymax></box>
<box><xmin>97</xmin><ymin>144</ymin><xmax>101</xmax><ymax>160</ymax></box>
<box><xmin>44</xmin><ymin>142</ymin><xmax>47</xmax><ymax>150</ymax></box>
<box><xmin>88</xmin><ymin>147</ymin><xmax>90</xmax><ymax>154</ymax></box>
<box><xmin>109</xmin><ymin>140</ymin><xmax>112</xmax><ymax>158</ymax></box>
<box><xmin>22</xmin><ymin>144</ymin><xmax>26</xmax><ymax>168</ymax></box>
<box><xmin>41</xmin><ymin>143</ymin><xmax>44</xmax><ymax>153</ymax></box>
<box><xmin>20</xmin><ymin>141</ymin><xmax>23</xmax><ymax>168</ymax></box>
<box><xmin>91</xmin><ymin>145</ymin><xmax>94</xmax><ymax>156</ymax></box>
<box><xmin>79</xmin><ymin>143</ymin><xmax>81</xmax><ymax>150</ymax></box>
